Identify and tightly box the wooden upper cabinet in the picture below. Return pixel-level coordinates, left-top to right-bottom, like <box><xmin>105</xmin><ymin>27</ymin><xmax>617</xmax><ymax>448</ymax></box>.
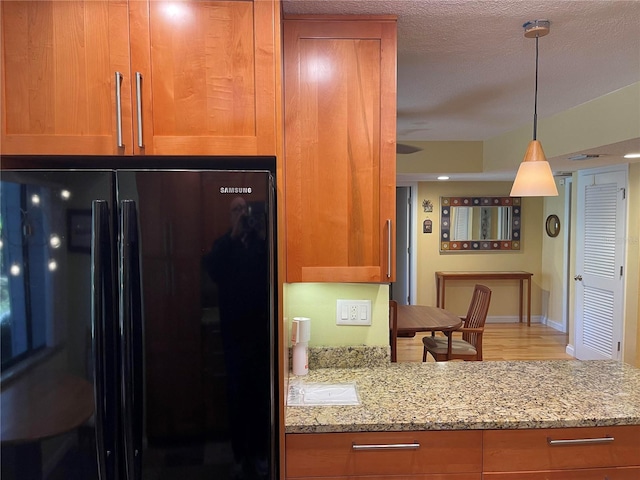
<box><xmin>129</xmin><ymin>0</ymin><xmax>278</xmax><ymax>155</ymax></box>
<box><xmin>1</xmin><ymin>0</ymin><xmax>132</xmax><ymax>155</ymax></box>
<box><xmin>1</xmin><ymin>0</ymin><xmax>279</xmax><ymax>156</ymax></box>
<box><xmin>283</xmin><ymin>16</ymin><xmax>397</xmax><ymax>283</ymax></box>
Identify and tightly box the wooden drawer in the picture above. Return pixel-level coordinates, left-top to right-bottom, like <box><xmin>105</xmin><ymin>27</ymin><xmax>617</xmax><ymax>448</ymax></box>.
<box><xmin>483</xmin><ymin>426</ymin><xmax>640</xmax><ymax>472</ymax></box>
<box><xmin>288</xmin><ymin>475</ymin><xmax>481</xmax><ymax>480</ymax></box>
<box><xmin>483</xmin><ymin>466</ymin><xmax>640</xmax><ymax>479</ymax></box>
<box><xmin>286</xmin><ymin>431</ymin><xmax>482</xmax><ymax>477</ymax></box>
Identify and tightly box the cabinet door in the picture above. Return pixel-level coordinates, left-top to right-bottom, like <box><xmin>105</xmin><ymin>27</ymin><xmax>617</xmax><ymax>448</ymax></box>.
<box><xmin>1</xmin><ymin>0</ymin><xmax>132</xmax><ymax>155</ymax></box>
<box><xmin>128</xmin><ymin>0</ymin><xmax>278</xmax><ymax>155</ymax></box>
<box><xmin>288</xmin><ymin>476</ymin><xmax>481</xmax><ymax>480</ymax></box>
<box><xmin>283</xmin><ymin>17</ymin><xmax>397</xmax><ymax>282</ymax></box>
<box><xmin>482</xmin><ymin>466</ymin><xmax>640</xmax><ymax>479</ymax></box>
<box><xmin>286</xmin><ymin>431</ymin><xmax>482</xmax><ymax>477</ymax></box>
<box><xmin>483</xmin><ymin>426</ymin><xmax>640</xmax><ymax>472</ymax></box>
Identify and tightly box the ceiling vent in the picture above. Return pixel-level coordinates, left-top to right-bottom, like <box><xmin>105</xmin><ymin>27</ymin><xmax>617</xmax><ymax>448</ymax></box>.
<box><xmin>568</xmin><ymin>154</ymin><xmax>601</xmax><ymax>161</ymax></box>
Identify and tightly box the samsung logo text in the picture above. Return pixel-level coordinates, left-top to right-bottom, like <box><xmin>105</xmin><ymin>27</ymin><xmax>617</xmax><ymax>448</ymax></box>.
<box><xmin>220</xmin><ymin>187</ymin><xmax>252</xmax><ymax>194</ymax></box>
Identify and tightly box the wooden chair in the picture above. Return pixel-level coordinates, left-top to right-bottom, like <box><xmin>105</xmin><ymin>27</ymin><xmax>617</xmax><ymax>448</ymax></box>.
<box><xmin>422</xmin><ymin>284</ymin><xmax>491</xmax><ymax>362</ymax></box>
<box><xmin>389</xmin><ymin>300</ymin><xmax>398</xmax><ymax>362</ymax></box>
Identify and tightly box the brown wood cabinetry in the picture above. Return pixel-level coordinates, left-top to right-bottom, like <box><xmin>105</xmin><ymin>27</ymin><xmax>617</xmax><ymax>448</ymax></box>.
<box><xmin>283</xmin><ymin>16</ymin><xmax>397</xmax><ymax>283</ymax></box>
<box><xmin>483</xmin><ymin>425</ymin><xmax>640</xmax><ymax>479</ymax></box>
<box><xmin>286</xmin><ymin>426</ymin><xmax>640</xmax><ymax>479</ymax></box>
<box><xmin>285</xmin><ymin>431</ymin><xmax>482</xmax><ymax>479</ymax></box>
<box><xmin>1</xmin><ymin>0</ymin><xmax>279</xmax><ymax>156</ymax></box>
<box><xmin>483</xmin><ymin>467</ymin><xmax>640</xmax><ymax>479</ymax></box>
<box><xmin>1</xmin><ymin>0</ymin><xmax>130</xmax><ymax>155</ymax></box>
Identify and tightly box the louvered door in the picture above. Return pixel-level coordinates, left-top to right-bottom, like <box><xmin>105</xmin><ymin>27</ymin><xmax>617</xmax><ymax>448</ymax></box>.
<box><xmin>574</xmin><ymin>166</ymin><xmax>627</xmax><ymax>360</ymax></box>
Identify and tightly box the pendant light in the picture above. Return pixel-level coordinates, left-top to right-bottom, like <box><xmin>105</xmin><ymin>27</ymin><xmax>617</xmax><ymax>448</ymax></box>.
<box><xmin>510</xmin><ymin>20</ymin><xmax>558</xmax><ymax>197</ymax></box>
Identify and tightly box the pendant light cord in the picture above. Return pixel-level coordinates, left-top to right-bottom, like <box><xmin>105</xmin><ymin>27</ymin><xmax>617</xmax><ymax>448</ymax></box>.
<box><xmin>533</xmin><ymin>35</ymin><xmax>539</xmax><ymax>140</ymax></box>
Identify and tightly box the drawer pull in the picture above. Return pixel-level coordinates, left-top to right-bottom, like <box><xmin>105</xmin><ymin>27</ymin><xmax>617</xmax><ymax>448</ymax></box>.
<box><xmin>547</xmin><ymin>436</ymin><xmax>614</xmax><ymax>446</ymax></box>
<box><xmin>115</xmin><ymin>72</ymin><xmax>124</xmax><ymax>148</ymax></box>
<box><xmin>352</xmin><ymin>442</ymin><xmax>420</xmax><ymax>451</ymax></box>
<box><xmin>135</xmin><ymin>72</ymin><xmax>144</xmax><ymax>148</ymax></box>
<box><xmin>386</xmin><ymin>219</ymin><xmax>392</xmax><ymax>278</ymax></box>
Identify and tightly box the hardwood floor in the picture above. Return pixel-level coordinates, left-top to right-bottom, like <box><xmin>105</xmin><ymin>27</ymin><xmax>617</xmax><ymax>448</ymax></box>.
<box><xmin>397</xmin><ymin>323</ymin><xmax>574</xmax><ymax>363</ymax></box>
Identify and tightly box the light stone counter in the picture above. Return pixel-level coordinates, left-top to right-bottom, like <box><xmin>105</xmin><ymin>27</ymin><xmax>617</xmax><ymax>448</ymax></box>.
<box><xmin>285</xmin><ymin>360</ymin><xmax>640</xmax><ymax>433</ymax></box>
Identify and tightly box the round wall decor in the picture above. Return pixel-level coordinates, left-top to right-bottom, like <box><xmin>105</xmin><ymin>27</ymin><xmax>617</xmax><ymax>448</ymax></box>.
<box><xmin>545</xmin><ymin>214</ymin><xmax>560</xmax><ymax>237</ymax></box>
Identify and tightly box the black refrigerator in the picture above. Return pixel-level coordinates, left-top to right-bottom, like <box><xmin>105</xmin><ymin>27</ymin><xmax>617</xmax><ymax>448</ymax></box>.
<box><xmin>0</xmin><ymin>157</ymin><xmax>278</xmax><ymax>480</ymax></box>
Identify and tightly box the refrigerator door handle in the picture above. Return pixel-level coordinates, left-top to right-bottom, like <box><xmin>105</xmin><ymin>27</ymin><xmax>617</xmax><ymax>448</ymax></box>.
<box><xmin>120</xmin><ymin>200</ymin><xmax>144</xmax><ymax>480</ymax></box>
<box><xmin>92</xmin><ymin>200</ymin><xmax>118</xmax><ymax>480</ymax></box>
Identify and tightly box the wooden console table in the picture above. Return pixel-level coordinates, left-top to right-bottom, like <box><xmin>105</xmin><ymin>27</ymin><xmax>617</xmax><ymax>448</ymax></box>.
<box><xmin>435</xmin><ymin>271</ymin><xmax>533</xmax><ymax>326</ymax></box>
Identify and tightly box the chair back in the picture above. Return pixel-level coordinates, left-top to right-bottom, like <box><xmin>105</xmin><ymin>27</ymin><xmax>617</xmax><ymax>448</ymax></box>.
<box><xmin>462</xmin><ymin>284</ymin><xmax>492</xmax><ymax>347</ymax></box>
<box><xmin>389</xmin><ymin>300</ymin><xmax>398</xmax><ymax>362</ymax></box>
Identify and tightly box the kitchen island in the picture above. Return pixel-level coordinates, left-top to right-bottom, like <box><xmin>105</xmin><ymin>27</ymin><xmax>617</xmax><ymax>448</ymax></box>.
<box><xmin>285</xmin><ymin>360</ymin><xmax>640</xmax><ymax>479</ymax></box>
<box><xmin>286</xmin><ymin>360</ymin><xmax>640</xmax><ymax>433</ymax></box>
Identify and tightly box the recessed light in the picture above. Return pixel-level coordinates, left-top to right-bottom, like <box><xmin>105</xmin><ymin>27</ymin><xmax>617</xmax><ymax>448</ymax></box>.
<box><xmin>624</xmin><ymin>153</ymin><xmax>640</xmax><ymax>159</ymax></box>
<box><xmin>437</xmin><ymin>176</ymin><xmax>449</xmax><ymax>181</ymax></box>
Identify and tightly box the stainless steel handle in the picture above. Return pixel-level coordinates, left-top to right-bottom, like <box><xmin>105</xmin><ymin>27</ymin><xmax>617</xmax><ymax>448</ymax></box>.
<box><xmin>352</xmin><ymin>442</ymin><xmax>420</xmax><ymax>451</ymax></box>
<box><xmin>135</xmin><ymin>72</ymin><xmax>144</xmax><ymax>148</ymax></box>
<box><xmin>547</xmin><ymin>436</ymin><xmax>613</xmax><ymax>446</ymax></box>
<box><xmin>574</xmin><ymin>274</ymin><xmax>583</xmax><ymax>281</ymax></box>
<box><xmin>115</xmin><ymin>72</ymin><xmax>124</xmax><ymax>148</ymax></box>
<box><xmin>386</xmin><ymin>219</ymin><xmax>392</xmax><ymax>278</ymax></box>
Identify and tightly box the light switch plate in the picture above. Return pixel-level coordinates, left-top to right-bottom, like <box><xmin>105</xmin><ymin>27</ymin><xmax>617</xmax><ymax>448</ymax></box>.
<box><xmin>336</xmin><ymin>299</ymin><xmax>372</xmax><ymax>325</ymax></box>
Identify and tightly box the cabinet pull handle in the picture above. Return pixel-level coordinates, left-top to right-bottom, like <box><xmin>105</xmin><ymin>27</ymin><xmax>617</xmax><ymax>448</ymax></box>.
<box><xmin>115</xmin><ymin>72</ymin><xmax>124</xmax><ymax>148</ymax></box>
<box><xmin>547</xmin><ymin>436</ymin><xmax>614</xmax><ymax>446</ymax></box>
<box><xmin>352</xmin><ymin>442</ymin><xmax>419</xmax><ymax>451</ymax></box>
<box><xmin>386</xmin><ymin>219</ymin><xmax>392</xmax><ymax>278</ymax></box>
<box><xmin>135</xmin><ymin>72</ymin><xmax>144</xmax><ymax>148</ymax></box>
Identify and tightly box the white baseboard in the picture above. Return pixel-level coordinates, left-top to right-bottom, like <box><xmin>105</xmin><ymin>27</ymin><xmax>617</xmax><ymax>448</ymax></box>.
<box><xmin>544</xmin><ymin>318</ymin><xmax>565</xmax><ymax>333</ymax></box>
<box><xmin>485</xmin><ymin>315</ymin><xmax>542</xmax><ymax>324</ymax></box>
<box><xmin>566</xmin><ymin>344</ymin><xmax>576</xmax><ymax>357</ymax></box>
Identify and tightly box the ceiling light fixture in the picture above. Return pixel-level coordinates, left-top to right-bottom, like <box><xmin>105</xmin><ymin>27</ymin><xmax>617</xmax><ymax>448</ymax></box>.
<box><xmin>437</xmin><ymin>175</ymin><xmax>450</xmax><ymax>180</ymax></box>
<box><xmin>624</xmin><ymin>153</ymin><xmax>640</xmax><ymax>159</ymax></box>
<box><xmin>510</xmin><ymin>20</ymin><xmax>558</xmax><ymax>197</ymax></box>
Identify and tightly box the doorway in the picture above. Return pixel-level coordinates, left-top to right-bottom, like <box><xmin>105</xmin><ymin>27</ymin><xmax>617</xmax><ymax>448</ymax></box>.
<box><xmin>574</xmin><ymin>165</ymin><xmax>627</xmax><ymax>360</ymax></box>
<box><xmin>393</xmin><ymin>184</ymin><xmax>417</xmax><ymax>305</ymax></box>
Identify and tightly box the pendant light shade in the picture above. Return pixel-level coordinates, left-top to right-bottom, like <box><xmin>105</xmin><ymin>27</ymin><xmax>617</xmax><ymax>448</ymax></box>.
<box><xmin>510</xmin><ymin>20</ymin><xmax>558</xmax><ymax>197</ymax></box>
<box><xmin>510</xmin><ymin>140</ymin><xmax>558</xmax><ymax>196</ymax></box>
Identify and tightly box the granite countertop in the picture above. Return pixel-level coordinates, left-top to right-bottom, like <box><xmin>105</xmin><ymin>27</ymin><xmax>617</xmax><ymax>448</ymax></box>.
<box><xmin>285</xmin><ymin>360</ymin><xmax>640</xmax><ymax>433</ymax></box>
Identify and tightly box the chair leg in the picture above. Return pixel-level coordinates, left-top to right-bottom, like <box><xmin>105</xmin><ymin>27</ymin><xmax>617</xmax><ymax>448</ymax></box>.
<box><xmin>422</xmin><ymin>346</ymin><xmax>427</xmax><ymax>362</ymax></box>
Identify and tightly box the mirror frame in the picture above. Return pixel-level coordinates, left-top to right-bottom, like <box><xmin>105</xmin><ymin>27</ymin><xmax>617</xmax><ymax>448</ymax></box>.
<box><xmin>545</xmin><ymin>214</ymin><xmax>560</xmax><ymax>237</ymax></box>
<box><xmin>440</xmin><ymin>196</ymin><xmax>522</xmax><ymax>252</ymax></box>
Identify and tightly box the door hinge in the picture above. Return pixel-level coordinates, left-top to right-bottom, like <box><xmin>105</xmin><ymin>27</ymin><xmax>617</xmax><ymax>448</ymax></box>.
<box><xmin>621</xmin><ymin>187</ymin><xmax>626</xmax><ymax>199</ymax></box>
<box><xmin>617</xmin><ymin>342</ymin><xmax>621</xmax><ymax>352</ymax></box>
<box><xmin>620</xmin><ymin>266</ymin><xmax>623</xmax><ymax>277</ymax></box>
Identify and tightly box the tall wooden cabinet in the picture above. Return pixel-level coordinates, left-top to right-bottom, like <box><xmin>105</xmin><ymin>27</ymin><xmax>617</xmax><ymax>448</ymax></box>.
<box><xmin>283</xmin><ymin>16</ymin><xmax>397</xmax><ymax>283</ymax></box>
<box><xmin>1</xmin><ymin>0</ymin><xmax>279</xmax><ymax>156</ymax></box>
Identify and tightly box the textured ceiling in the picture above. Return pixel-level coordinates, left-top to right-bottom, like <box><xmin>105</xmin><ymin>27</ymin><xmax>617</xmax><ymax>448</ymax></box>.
<box><xmin>283</xmin><ymin>0</ymin><xmax>640</xmax><ymax>144</ymax></box>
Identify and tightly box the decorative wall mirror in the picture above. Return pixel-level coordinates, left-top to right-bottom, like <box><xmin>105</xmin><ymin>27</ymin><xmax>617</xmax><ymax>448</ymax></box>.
<box><xmin>545</xmin><ymin>214</ymin><xmax>560</xmax><ymax>237</ymax></box>
<box><xmin>440</xmin><ymin>196</ymin><xmax>522</xmax><ymax>252</ymax></box>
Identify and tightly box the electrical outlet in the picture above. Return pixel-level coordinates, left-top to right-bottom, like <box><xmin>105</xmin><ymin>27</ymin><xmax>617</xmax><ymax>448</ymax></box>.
<box><xmin>336</xmin><ymin>299</ymin><xmax>372</xmax><ymax>326</ymax></box>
